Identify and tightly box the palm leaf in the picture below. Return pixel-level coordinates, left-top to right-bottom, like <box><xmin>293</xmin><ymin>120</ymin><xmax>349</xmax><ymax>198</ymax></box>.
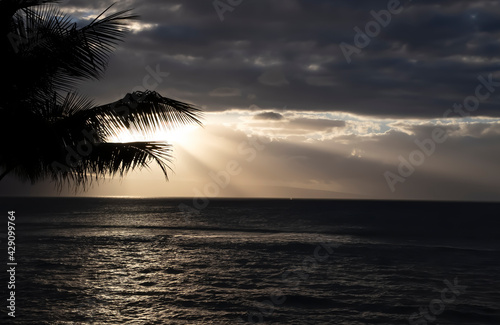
<box><xmin>51</xmin><ymin>141</ymin><xmax>173</xmax><ymax>191</ymax></box>
<box><xmin>4</xmin><ymin>2</ymin><xmax>138</xmax><ymax>99</ymax></box>
<box><xmin>55</xmin><ymin>4</ymin><xmax>139</xmax><ymax>85</ymax></box>
<box><xmin>77</xmin><ymin>90</ymin><xmax>203</xmax><ymax>139</ymax></box>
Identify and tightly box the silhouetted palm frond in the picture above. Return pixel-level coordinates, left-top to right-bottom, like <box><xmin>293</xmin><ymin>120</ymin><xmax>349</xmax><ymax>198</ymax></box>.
<box><xmin>5</xmin><ymin>2</ymin><xmax>138</xmax><ymax>100</ymax></box>
<box><xmin>51</xmin><ymin>142</ymin><xmax>174</xmax><ymax>191</ymax></box>
<box><xmin>86</xmin><ymin>90</ymin><xmax>203</xmax><ymax>139</ymax></box>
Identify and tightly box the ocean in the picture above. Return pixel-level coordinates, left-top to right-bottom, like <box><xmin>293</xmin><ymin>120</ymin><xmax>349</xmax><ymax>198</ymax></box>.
<box><xmin>0</xmin><ymin>198</ymin><xmax>499</xmax><ymax>324</ymax></box>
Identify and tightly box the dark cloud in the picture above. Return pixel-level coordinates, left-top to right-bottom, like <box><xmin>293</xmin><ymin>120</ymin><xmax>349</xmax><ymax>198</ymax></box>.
<box><xmin>253</xmin><ymin>112</ymin><xmax>284</xmax><ymax>120</ymax></box>
<box><xmin>59</xmin><ymin>0</ymin><xmax>500</xmax><ymax>118</ymax></box>
<box><xmin>209</xmin><ymin>87</ymin><xmax>242</xmax><ymax>97</ymax></box>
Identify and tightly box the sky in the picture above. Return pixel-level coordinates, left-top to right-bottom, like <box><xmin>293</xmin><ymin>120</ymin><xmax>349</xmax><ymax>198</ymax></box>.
<box><xmin>2</xmin><ymin>0</ymin><xmax>500</xmax><ymax>200</ymax></box>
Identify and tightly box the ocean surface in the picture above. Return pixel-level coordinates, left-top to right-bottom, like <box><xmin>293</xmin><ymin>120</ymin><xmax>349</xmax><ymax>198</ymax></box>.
<box><xmin>0</xmin><ymin>198</ymin><xmax>499</xmax><ymax>324</ymax></box>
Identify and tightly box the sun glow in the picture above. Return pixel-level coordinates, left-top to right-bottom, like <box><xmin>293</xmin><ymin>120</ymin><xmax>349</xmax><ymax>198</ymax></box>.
<box><xmin>107</xmin><ymin>125</ymin><xmax>200</xmax><ymax>147</ymax></box>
